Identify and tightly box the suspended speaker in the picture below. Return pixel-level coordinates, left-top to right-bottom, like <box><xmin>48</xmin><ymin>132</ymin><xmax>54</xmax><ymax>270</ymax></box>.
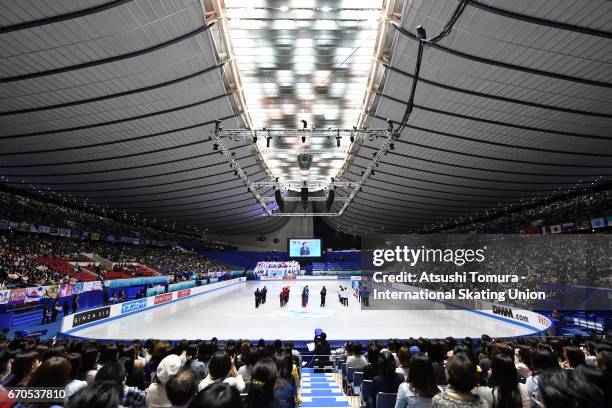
<box><xmin>301</xmin><ymin>187</ymin><xmax>308</xmax><ymax>210</ymax></box>
<box><xmin>326</xmin><ymin>189</ymin><xmax>335</xmax><ymax>212</ymax></box>
<box><xmin>274</xmin><ymin>189</ymin><xmax>285</xmax><ymax>212</ymax></box>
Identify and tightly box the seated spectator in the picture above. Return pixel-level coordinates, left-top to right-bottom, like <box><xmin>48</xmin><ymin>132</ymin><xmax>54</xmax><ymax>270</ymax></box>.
<box><xmin>238</xmin><ymin>346</ymin><xmax>259</xmax><ymax>383</ymax></box>
<box><xmin>2</xmin><ymin>351</ymin><xmax>40</xmax><ymax>387</ymax></box>
<box><xmin>198</xmin><ymin>350</ymin><xmax>245</xmax><ymax>393</ymax></box>
<box><xmin>395</xmin><ymin>346</ymin><xmax>411</xmax><ymax>380</ymax></box>
<box><xmin>431</xmin><ymin>354</ymin><xmax>487</xmax><ymax>408</ymax></box>
<box><xmin>525</xmin><ymin>350</ymin><xmax>559</xmax><ymax>401</ymax></box>
<box><xmin>362</xmin><ymin>343</ymin><xmax>381</xmax><ymax>381</ymax></box>
<box><xmin>95</xmin><ymin>361</ymin><xmax>146</xmax><ymax>408</ymax></box>
<box><xmin>369</xmin><ymin>351</ymin><xmax>405</xmax><ymax>408</ymax></box>
<box><xmin>28</xmin><ymin>356</ymin><xmax>71</xmax><ymax>400</ymax></box>
<box><xmin>395</xmin><ymin>353</ymin><xmax>439</xmax><ymax>408</ymax></box>
<box><xmin>188</xmin><ymin>382</ymin><xmax>242</xmax><ymax>408</ymax></box>
<box><xmin>347</xmin><ymin>343</ymin><xmax>368</xmax><ymax>372</ymax></box>
<box><xmin>66</xmin><ymin>381</ymin><xmax>123</xmax><ymax>408</ymax></box>
<box><xmin>485</xmin><ymin>354</ymin><xmax>530</xmax><ymax>408</ymax></box>
<box><xmin>80</xmin><ymin>346</ymin><xmax>99</xmax><ymax>384</ymax></box>
<box><xmin>561</xmin><ymin>346</ymin><xmax>585</xmax><ymax>369</ymax></box>
<box><xmin>246</xmin><ymin>357</ymin><xmax>295</xmax><ymax>408</ymax></box>
<box><xmin>167</xmin><ymin>368</ymin><xmax>199</xmax><ymax>408</ymax></box>
<box><xmin>187</xmin><ymin>344</ymin><xmax>207</xmax><ymax>380</ymax></box>
<box><xmin>428</xmin><ymin>341</ymin><xmax>447</xmax><ymax>386</ymax></box>
<box><xmin>65</xmin><ymin>353</ymin><xmax>88</xmax><ymax>400</ymax></box>
<box><xmin>0</xmin><ymin>351</ymin><xmax>10</xmax><ymax>385</ymax></box>
<box><xmin>146</xmin><ymin>354</ymin><xmax>184</xmax><ymax>408</ymax></box>
<box><xmin>536</xmin><ymin>368</ymin><xmax>606</xmax><ymax>408</ymax></box>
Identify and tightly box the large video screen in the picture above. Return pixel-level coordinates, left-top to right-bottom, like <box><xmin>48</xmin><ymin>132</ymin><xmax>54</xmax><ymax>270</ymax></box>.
<box><xmin>288</xmin><ymin>238</ymin><xmax>322</xmax><ymax>258</ymax></box>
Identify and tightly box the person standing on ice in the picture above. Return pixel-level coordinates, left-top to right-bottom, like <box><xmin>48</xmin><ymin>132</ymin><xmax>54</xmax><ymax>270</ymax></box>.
<box><xmin>301</xmin><ymin>287</ymin><xmax>308</xmax><ymax>307</ymax></box>
<box><xmin>320</xmin><ymin>286</ymin><xmax>327</xmax><ymax>307</ymax></box>
<box><xmin>255</xmin><ymin>288</ymin><xmax>261</xmax><ymax>308</ymax></box>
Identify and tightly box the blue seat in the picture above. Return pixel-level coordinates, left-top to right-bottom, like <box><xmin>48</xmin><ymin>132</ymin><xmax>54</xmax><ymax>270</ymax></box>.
<box><xmin>353</xmin><ymin>371</ymin><xmax>364</xmax><ymax>396</ymax></box>
<box><xmin>377</xmin><ymin>392</ymin><xmax>397</xmax><ymax>408</ymax></box>
<box><xmin>360</xmin><ymin>379</ymin><xmax>373</xmax><ymax>408</ymax></box>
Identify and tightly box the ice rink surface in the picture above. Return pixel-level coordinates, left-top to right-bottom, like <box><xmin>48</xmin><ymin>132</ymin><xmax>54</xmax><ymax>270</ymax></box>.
<box><xmin>71</xmin><ymin>281</ymin><xmax>534</xmax><ymax>340</ymax></box>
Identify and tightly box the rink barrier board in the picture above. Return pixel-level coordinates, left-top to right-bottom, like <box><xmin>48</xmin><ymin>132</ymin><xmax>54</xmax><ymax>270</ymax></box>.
<box><xmin>60</xmin><ymin>277</ymin><xmax>246</xmax><ymax>335</ymax></box>
<box><xmin>61</xmin><ymin>277</ymin><xmax>552</xmax><ymax>340</ymax></box>
<box><xmin>380</xmin><ymin>281</ymin><xmax>553</xmax><ymax>335</ymax></box>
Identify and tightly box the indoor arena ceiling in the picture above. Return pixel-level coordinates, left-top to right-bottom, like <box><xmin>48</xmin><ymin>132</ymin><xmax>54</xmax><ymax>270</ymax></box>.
<box><xmin>0</xmin><ymin>0</ymin><xmax>611</xmax><ymax>236</ymax></box>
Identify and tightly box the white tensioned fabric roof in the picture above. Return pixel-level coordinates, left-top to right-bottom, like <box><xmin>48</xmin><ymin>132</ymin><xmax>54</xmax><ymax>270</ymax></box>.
<box><xmin>0</xmin><ymin>0</ymin><xmax>611</xmax><ymax>236</ymax></box>
<box><xmin>0</xmin><ymin>0</ymin><xmax>287</xmax><ymax>235</ymax></box>
<box><xmin>325</xmin><ymin>0</ymin><xmax>612</xmax><ymax>235</ymax></box>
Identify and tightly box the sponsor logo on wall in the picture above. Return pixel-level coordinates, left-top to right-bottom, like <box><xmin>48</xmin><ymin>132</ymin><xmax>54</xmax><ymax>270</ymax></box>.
<box><xmin>154</xmin><ymin>293</ymin><xmax>173</xmax><ymax>305</ymax></box>
<box><xmin>73</xmin><ymin>306</ymin><xmax>111</xmax><ymax>327</ymax></box>
<box><xmin>177</xmin><ymin>289</ymin><xmax>191</xmax><ymax>299</ymax></box>
<box><xmin>121</xmin><ymin>298</ymin><xmax>148</xmax><ymax>314</ymax></box>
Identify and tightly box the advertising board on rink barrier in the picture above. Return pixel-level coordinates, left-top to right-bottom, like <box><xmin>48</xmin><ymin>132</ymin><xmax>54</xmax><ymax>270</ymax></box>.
<box><xmin>61</xmin><ymin>277</ymin><xmax>246</xmax><ymax>334</ymax></box>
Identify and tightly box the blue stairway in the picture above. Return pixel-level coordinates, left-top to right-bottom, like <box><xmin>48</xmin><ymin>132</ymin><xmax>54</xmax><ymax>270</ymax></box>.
<box><xmin>300</xmin><ymin>368</ymin><xmax>350</xmax><ymax>408</ymax></box>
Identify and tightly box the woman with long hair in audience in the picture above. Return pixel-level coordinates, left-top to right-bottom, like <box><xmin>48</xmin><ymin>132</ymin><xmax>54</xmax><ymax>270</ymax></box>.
<box><xmin>3</xmin><ymin>351</ymin><xmax>40</xmax><ymax>387</ymax></box>
<box><xmin>79</xmin><ymin>346</ymin><xmax>99</xmax><ymax>384</ymax></box>
<box><xmin>525</xmin><ymin>349</ymin><xmax>559</xmax><ymax>401</ymax></box>
<box><xmin>486</xmin><ymin>354</ymin><xmax>530</xmax><ymax>408</ymax></box>
<box><xmin>395</xmin><ymin>353</ymin><xmax>439</xmax><ymax>408</ymax></box>
<box><xmin>431</xmin><ymin>354</ymin><xmax>487</xmax><ymax>408</ymax></box>
<box><xmin>428</xmin><ymin>341</ymin><xmax>447</xmax><ymax>386</ymax></box>
<box><xmin>369</xmin><ymin>350</ymin><xmax>405</xmax><ymax>408</ymax></box>
<box><xmin>65</xmin><ymin>353</ymin><xmax>88</xmax><ymax>400</ymax></box>
<box><xmin>238</xmin><ymin>346</ymin><xmax>259</xmax><ymax>383</ymax></box>
<box><xmin>535</xmin><ymin>368</ymin><xmax>606</xmax><ymax>408</ymax></box>
<box><xmin>561</xmin><ymin>346</ymin><xmax>585</xmax><ymax>369</ymax></box>
<box><xmin>28</xmin><ymin>356</ymin><xmax>71</xmax><ymax>408</ymax></box>
<box><xmin>362</xmin><ymin>342</ymin><xmax>382</xmax><ymax>381</ymax></box>
<box><xmin>246</xmin><ymin>357</ymin><xmax>295</xmax><ymax>408</ymax></box>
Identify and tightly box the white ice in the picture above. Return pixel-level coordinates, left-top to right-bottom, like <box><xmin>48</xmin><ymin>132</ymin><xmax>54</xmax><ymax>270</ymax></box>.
<box><xmin>70</xmin><ymin>281</ymin><xmax>533</xmax><ymax>340</ymax></box>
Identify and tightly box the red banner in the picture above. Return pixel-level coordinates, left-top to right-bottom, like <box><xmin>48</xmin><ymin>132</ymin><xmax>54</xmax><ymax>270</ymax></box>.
<box><xmin>177</xmin><ymin>289</ymin><xmax>191</xmax><ymax>299</ymax></box>
<box><xmin>154</xmin><ymin>293</ymin><xmax>173</xmax><ymax>305</ymax></box>
<box><xmin>9</xmin><ymin>288</ymin><xmax>26</xmax><ymax>302</ymax></box>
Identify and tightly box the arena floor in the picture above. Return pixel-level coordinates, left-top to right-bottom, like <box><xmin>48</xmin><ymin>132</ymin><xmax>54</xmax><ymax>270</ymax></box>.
<box><xmin>68</xmin><ymin>281</ymin><xmax>535</xmax><ymax>341</ymax></box>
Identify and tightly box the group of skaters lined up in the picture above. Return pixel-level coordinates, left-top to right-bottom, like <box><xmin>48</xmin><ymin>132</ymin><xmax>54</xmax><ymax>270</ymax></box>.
<box><xmin>253</xmin><ymin>287</ymin><xmax>267</xmax><ymax>308</ymax></box>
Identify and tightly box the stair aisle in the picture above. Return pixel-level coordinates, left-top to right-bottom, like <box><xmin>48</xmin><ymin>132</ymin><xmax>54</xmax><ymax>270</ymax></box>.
<box><xmin>300</xmin><ymin>367</ymin><xmax>350</xmax><ymax>408</ymax></box>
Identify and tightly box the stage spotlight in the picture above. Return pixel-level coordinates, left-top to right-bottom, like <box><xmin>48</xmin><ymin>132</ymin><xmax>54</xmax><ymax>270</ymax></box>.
<box><xmin>336</xmin><ymin>136</ymin><xmax>341</xmax><ymax>147</ymax></box>
<box><xmin>390</xmin><ymin>143</ymin><xmax>395</xmax><ymax>150</ymax></box>
<box><xmin>350</xmin><ymin>134</ymin><xmax>355</xmax><ymax>143</ymax></box>
<box><xmin>266</xmin><ymin>136</ymin><xmax>272</xmax><ymax>148</ymax></box>
<box><xmin>301</xmin><ymin>120</ymin><xmax>308</xmax><ymax>129</ymax></box>
<box><xmin>274</xmin><ymin>189</ymin><xmax>285</xmax><ymax>212</ymax></box>
<box><xmin>371</xmin><ymin>170</ymin><xmax>376</xmax><ymax>176</ymax></box>
<box><xmin>302</xmin><ymin>135</ymin><xmax>306</xmax><ymax>143</ymax></box>
<box><xmin>326</xmin><ymin>180</ymin><xmax>335</xmax><ymax>212</ymax></box>
<box><xmin>213</xmin><ymin>143</ymin><xmax>219</xmax><ymax>151</ymax></box>
<box><xmin>234</xmin><ymin>170</ymin><xmax>238</xmax><ymax>176</ymax></box>
<box><xmin>252</xmin><ymin>135</ymin><xmax>257</xmax><ymax>143</ymax></box>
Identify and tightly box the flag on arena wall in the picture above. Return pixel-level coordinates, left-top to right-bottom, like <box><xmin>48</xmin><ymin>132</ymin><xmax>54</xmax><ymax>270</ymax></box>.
<box><xmin>9</xmin><ymin>288</ymin><xmax>26</xmax><ymax>302</ymax></box>
<box><xmin>0</xmin><ymin>290</ymin><xmax>10</xmax><ymax>304</ymax></box>
<box><xmin>577</xmin><ymin>220</ymin><xmax>590</xmax><ymax>230</ymax></box>
<box><xmin>590</xmin><ymin>218</ymin><xmax>606</xmax><ymax>229</ymax></box>
<box><xmin>607</xmin><ymin>216</ymin><xmax>612</xmax><ymax>227</ymax></box>
<box><xmin>104</xmin><ymin>235</ymin><xmax>116</xmax><ymax>242</ymax></box>
<box><xmin>49</xmin><ymin>227</ymin><xmax>60</xmax><ymax>236</ymax></box>
<box><xmin>91</xmin><ymin>232</ymin><xmax>100</xmax><ymax>241</ymax></box>
<box><xmin>9</xmin><ymin>222</ymin><xmax>18</xmax><ymax>230</ymax></box>
<box><xmin>83</xmin><ymin>281</ymin><xmax>102</xmax><ymax>291</ymax></box>
<box><xmin>0</xmin><ymin>219</ymin><xmax>8</xmax><ymax>230</ymax></box>
<box><xmin>562</xmin><ymin>222</ymin><xmax>575</xmax><ymax>232</ymax></box>
<box><xmin>540</xmin><ymin>226</ymin><xmax>550</xmax><ymax>234</ymax></box>
<box><xmin>39</xmin><ymin>226</ymin><xmax>50</xmax><ymax>234</ymax></box>
<box><xmin>43</xmin><ymin>285</ymin><xmax>59</xmax><ymax>299</ymax></box>
<box><xmin>60</xmin><ymin>228</ymin><xmax>71</xmax><ymax>237</ymax></box>
<box><xmin>72</xmin><ymin>282</ymin><xmax>85</xmax><ymax>294</ymax></box>
<box><xmin>550</xmin><ymin>225</ymin><xmax>562</xmax><ymax>234</ymax></box>
<box><xmin>82</xmin><ymin>231</ymin><xmax>90</xmax><ymax>238</ymax></box>
<box><xmin>17</xmin><ymin>223</ymin><xmax>30</xmax><ymax>232</ymax></box>
<box><xmin>30</xmin><ymin>225</ymin><xmax>40</xmax><ymax>233</ymax></box>
<box><xmin>71</xmin><ymin>230</ymin><xmax>82</xmax><ymax>239</ymax></box>
<box><xmin>59</xmin><ymin>284</ymin><xmax>73</xmax><ymax>298</ymax></box>
<box><xmin>25</xmin><ymin>287</ymin><xmax>44</xmax><ymax>303</ymax></box>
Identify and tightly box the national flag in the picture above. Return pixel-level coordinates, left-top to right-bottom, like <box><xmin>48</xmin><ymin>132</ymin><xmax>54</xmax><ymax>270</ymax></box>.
<box><xmin>608</xmin><ymin>216</ymin><xmax>612</xmax><ymax>227</ymax></box>
<box><xmin>540</xmin><ymin>226</ymin><xmax>550</xmax><ymax>234</ymax></box>
<box><xmin>550</xmin><ymin>225</ymin><xmax>562</xmax><ymax>234</ymax></box>
<box><xmin>577</xmin><ymin>220</ymin><xmax>590</xmax><ymax>230</ymax></box>
<box><xmin>590</xmin><ymin>218</ymin><xmax>606</xmax><ymax>229</ymax></box>
<box><xmin>562</xmin><ymin>222</ymin><xmax>575</xmax><ymax>232</ymax></box>
<box><xmin>25</xmin><ymin>287</ymin><xmax>44</xmax><ymax>303</ymax></box>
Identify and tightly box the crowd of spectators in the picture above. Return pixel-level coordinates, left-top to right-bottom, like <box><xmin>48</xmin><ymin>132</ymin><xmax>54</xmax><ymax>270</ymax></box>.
<box><xmin>390</xmin><ymin>234</ymin><xmax>612</xmax><ymax>309</ymax></box>
<box><xmin>0</xmin><ymin>333</ymin><xmax>609</xmax><ymax>408</ymax></box>
<box><xmin>441</xmin><ymin>188</ymin><xmax>611</xmax><ymax>234</ymax></box>
<box><xmin>0</xmin><ymin>231</ymin><xmax>227</xmax><ymax>289</ymax></box>
<box><xmin>0</xmin><ymin>190</ymin><xmax>198</xmax><ymax>244</ymax></box>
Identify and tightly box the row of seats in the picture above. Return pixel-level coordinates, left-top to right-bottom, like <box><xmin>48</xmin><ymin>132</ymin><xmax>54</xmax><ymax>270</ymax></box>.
<box><xmin>339</xmin><ymin>360</ymin><xmax>397</xmax><ymax>408</ymax></box>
